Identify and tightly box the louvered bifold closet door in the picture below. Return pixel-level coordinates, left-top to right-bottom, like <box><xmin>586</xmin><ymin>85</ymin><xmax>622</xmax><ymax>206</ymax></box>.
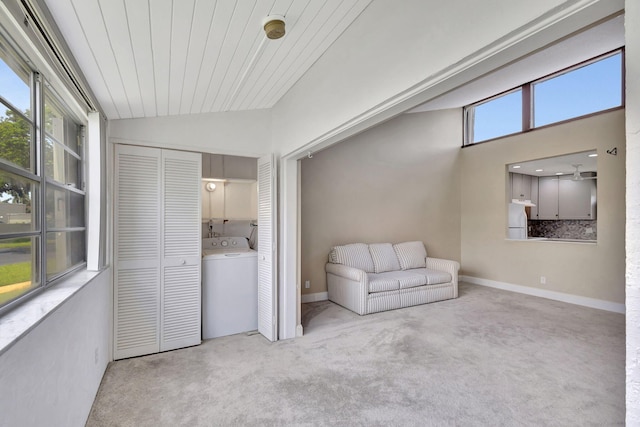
<box><xmin>160</xmin><ymin>150</ymin><xmax>202</xmax><ymax>352</ymax></box>
<box><xmin>257</xmin><ymin>154</ymin><xmax>277</xmax><ymax>342</ymax></box>
<box><xmin>114</xmin><ymin>145</ymin><xmax>162</xmax><ymax>360</ymax></box>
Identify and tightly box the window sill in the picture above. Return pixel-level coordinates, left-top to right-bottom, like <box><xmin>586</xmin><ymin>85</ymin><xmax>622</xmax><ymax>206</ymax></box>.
<box><xmin>0</xmin><ymin>269</ymin><xmax>104</xmax><ymax>357</ymax></box>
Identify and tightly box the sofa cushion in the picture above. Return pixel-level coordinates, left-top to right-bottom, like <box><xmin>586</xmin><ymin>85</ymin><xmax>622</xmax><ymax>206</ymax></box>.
<box><xmin>329</xmin><ymin>243</ymin><xmax>375</xmax><ymax>273</ymax></box>
<box><xmin>393</xmin><ymin>270</ymin><xmax>428</xmax><ymax>289</ymax></box>
<box><xmin>369</xmin><ymin>243</ymin><xmax>401</xmax><ymax>273</ymax></box>
<box><xmin>367</xmin><ymin>272</ymin><xmax>400</xmax><ymax>293</ymax></box>
<box><xmin>393</xmin><ymin>241</ymin><xmax>427</xmax><ymax>270</ymax></box>
<box><xmin>412</xmin><ymin>268</ymin><xmax>452</xmax><ymax>285</ymax></box>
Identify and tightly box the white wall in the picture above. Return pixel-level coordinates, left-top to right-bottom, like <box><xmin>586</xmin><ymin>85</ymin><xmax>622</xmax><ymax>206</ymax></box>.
<box><xmin>461</xmin><ymin>110</ymin><xmax>625</xmax><ymax>304</ymax></box>
<box><xmin>0</xmin><ymin>269</ymin><xmax>111</xmax><ymax>427</ymax></box>
<box><xmin>109</xmin><ymin>109</ymin><xmax>271</xmax><ymax>157</ymax></box>
<box><xmin>625</xmin><ymin>0</ymin><xmax>640</xmax><ymax>423</ymax></box>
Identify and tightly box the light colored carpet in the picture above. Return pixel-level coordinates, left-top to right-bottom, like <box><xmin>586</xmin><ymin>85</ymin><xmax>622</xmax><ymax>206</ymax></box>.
<box><xmin>87</xmin><ymin>283</ymin><xmax>624</xmax><ymax>426</ymax></box>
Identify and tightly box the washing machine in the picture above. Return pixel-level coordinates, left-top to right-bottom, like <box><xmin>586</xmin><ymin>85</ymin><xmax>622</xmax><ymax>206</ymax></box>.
<box><xmin>202</xmin><ymin>237</ymin><xmax>258</xmax><ymax>339</ymax></box>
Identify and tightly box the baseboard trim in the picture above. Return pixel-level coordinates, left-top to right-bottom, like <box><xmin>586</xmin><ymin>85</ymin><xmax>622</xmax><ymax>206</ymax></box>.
<box><xmin>460</xmin><ymin>275</ymin><xmax>625</xmax><ymax>314</ymax></box>
<box><xmin>301</xmin><ymin>292</ymin><xmax>329</xmax><ymax>303</ymax></box>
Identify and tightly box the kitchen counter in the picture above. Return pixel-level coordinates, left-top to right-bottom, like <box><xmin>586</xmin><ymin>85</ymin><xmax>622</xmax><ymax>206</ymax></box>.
<box><xmin>506</xmin><ymin>237</ymin><xmax>596</xmax><ymax>244</ymax></box>
<box><xmin>526</xmin><ymin>237</ymin><xmax>596</xmax><ymax>243</ymax></box>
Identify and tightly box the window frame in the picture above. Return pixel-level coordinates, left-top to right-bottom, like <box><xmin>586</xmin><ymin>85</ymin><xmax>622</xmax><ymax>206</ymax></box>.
<box><xmin>0</xmin><ymin>32</ymin><xmax>87</xmax><ymax>315</ymax></box>
<box><xmin>463</xmin><ymin>48</ymin><xmax>624</xmax><ymax>146</ymax></box>
<box><xmin>464</xmin><ymin>87</ymin><xmax>525</xmax><ymax>145</ymax></box>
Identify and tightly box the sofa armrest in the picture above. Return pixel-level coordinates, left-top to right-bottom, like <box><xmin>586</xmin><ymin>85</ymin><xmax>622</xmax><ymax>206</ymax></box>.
<box><xmin>426</xmin><ymin>257</ymin><xmax>460</xmax><ymax>297</ymax></box>
<box><xmin>325</xmin><ymin>263</ymin><xmax>365</xmax><ymax>282</ymax></box>
<box><xmin>325</xmin><ymin>263</ymin><xmax>368</xmax><ymax>315</ymax></box>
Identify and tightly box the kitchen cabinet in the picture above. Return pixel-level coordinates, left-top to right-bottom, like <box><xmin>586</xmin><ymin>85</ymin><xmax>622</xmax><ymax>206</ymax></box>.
<box><xmin>537</xmin><ymin>176</ymin><xmax>559</xmax><ymax>219</ymax></box>
<box><xmin>511</xmin><ymin>173</ymin><xmax>538</xmax><ymax>218</ymax></box>
<box><xmin>202</xmin><ymin>153</ymin><xmax>256</xmax><ymax>180</ymax></box>
<box><xmin>529</xmin><ymin>176</ymin><xmax>539</xmax><ymax>219</ymax></box>
<box><xmin>535</xmin><ymin>176</ymin><xmax>596</xmax><ymax>220</ymax></box>
<box><xmin>510</xmin><ymin>173</ymin><xmax>532</xmax><ymax>201</ymax></box>
<box><xmin>559</xmin><ymin>179</ymin><xmax>596</xmax><ymax>219</ymax></box>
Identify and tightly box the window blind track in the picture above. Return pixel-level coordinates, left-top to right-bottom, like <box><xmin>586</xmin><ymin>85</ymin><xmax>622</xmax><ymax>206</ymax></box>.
<box><xmin>18</xmin><ymin>0</ymin><xmax>96</xmax><ymax>112</ymax></box>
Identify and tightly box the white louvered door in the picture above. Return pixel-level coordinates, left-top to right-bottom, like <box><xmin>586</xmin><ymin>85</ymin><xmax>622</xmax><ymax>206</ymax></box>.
<box><xmin>114</xmin><ymin>145</ymin><xmax>201</xmax><ymax>360</ymax></box>
<box><xmin>257</xmin><ymin>154</ymin><xmax>277</xmax><ymax>341</ymax></box>
<box><xmin>161</xmin><ymin>150</ymin><xmax>202</xmax><ymax>352</ymax></box>
<box><xmin>114</xmin><ymin>145</ymin><xmax>162</xmax><ymax>360</ymax></box>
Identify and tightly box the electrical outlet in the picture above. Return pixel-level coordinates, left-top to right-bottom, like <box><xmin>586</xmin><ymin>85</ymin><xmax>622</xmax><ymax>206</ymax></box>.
<box><xmin>304</xmin><ymin>280</ymin><xmax>310</xmax><ymax>289</ymax></box>
<box><xmin>540</xmin><ymin>276</ymin><xmax>546</xmax><ymax>285</ymax></box>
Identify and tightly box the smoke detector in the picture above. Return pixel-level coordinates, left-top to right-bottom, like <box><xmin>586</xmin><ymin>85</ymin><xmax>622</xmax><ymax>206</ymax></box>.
<box><xmin>263</xmin><ymin>15</ymin><xmax>286</xmax><ymax>40</ymax></box>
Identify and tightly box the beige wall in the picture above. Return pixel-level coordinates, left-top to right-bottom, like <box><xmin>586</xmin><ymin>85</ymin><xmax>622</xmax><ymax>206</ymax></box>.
<box><xmin>461</xmin><ymin>109</ymin><xmax>625</xmax><ymax>303</ymax></box>
<box><xmin>301</xmin><ymin>109</ymin><xmax>462</xmax><ymax>295</ymax></box>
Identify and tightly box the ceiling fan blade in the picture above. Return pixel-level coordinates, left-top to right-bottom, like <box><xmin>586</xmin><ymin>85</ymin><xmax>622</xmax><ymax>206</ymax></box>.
<box><xmin>558</xmin><ymin>175</ymin><xmax>597</xmax><ymax>180</ymax></box>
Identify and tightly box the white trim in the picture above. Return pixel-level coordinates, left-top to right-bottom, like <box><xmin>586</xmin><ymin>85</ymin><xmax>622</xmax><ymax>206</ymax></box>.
<box><xmin>109</xmin><ymin>137</ymin><xmax>266</xmax><ymax>158</ymax></box>
<box><xmin>301</xmin><ymin>292</ymin><xmax>329</xmax><ymax>304</ymax></box>
<box><xmin>278</xmin><ymin>157</ymin><xmax>298</xmax><ymax>340</ymax></box>
<box><xmin>86</xmin><ymin>112</ymin><xmax>101</xmax><ymax>271</ymax></box>
<box><xmin>461</xmin><ymin>275</ymin><xmax>625</xmax><ymax>314</ymax></box>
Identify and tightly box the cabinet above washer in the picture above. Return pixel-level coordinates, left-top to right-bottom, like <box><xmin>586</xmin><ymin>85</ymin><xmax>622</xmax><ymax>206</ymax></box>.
<box><xmin>202</xmin><ymin>153</ymin><xmax>257</xmax><ymax>180</ymax></box>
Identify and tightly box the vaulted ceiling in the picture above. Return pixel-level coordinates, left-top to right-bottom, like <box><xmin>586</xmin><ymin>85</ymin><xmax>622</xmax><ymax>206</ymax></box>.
<box><xmin>44</xmin><ymin>0</ymin><xmax>373</xmax><ymax>120</ymax></box>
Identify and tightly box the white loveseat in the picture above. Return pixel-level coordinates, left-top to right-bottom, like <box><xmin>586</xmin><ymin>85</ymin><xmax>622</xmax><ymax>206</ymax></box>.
<box><xmin>326</xmin><ymin>241</ymin><xmax>459</xmax><ymax>315</ymax></box>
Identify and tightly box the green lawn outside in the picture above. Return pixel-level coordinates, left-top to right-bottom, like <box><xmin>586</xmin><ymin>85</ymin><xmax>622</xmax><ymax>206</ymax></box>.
<box><xmin>0</xmin><ymin>240</ymin><xmax>31</xmax><ymax>250</ymax></box>
<box><xmin>0</xmin><ymin>262</ymin><xmax>31</xmax><ymax>287</ymax></box>
<box><xmin>0</xmin><ymin>287</ymin><xmax>29</xmax><ymax>305</ymax></box>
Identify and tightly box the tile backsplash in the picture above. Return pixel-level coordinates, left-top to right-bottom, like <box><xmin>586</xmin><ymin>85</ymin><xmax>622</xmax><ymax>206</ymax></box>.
<box><xmin>529</xmin><ymin>220</ymin><xmax>597</xmax><ymax>240</ymax></box>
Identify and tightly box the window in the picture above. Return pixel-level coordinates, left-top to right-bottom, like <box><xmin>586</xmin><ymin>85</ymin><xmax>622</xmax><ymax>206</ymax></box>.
<box><xmin>464</xmin><ymin>50</ymin><xmax>623</xmax><ymax>145</ymax></box>
<box><xmin>533</xmin><ymin>52</ymin><xmax>622</xmax><ymax>127</ymax></box>
<box><xmin>466</xmin><ymin>89</ymin><xmax>522</xmax><ymax>143</ymax></box>
<box><xmin>0</xmin><ymin>34</ymin><xmax>85</xmax><ymax>311</ymax></box>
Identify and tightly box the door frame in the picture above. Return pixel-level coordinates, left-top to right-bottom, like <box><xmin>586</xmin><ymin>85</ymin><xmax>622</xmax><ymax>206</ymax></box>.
<box><xmin>278</xmin><ymin>157</ymin><xmax>300</xmax><ymax>339</ymax></box>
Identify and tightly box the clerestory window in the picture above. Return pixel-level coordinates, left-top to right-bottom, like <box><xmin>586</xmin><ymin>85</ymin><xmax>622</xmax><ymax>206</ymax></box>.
<box><xmin>464</xmin><ymin>50</ymin><xmax>623</xmax><ymax>145</ymax></box>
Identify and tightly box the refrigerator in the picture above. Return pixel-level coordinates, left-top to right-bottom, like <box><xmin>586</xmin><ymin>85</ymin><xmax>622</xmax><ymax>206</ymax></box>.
<box><xmin>508</xmin><ymin>203</ymin><xmax>528</xmax><ymax>239</ymax></box>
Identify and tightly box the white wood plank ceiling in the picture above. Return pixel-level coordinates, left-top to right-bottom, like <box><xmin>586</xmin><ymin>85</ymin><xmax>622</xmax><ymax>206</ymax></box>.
<box><xmin>43</xmin><ymin>0</ymin><xmax>373</xmax><ymax>120</ymax></box>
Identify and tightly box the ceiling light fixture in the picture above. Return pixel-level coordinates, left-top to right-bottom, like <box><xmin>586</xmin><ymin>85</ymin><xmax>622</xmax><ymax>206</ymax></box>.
<box><xmin>512</xmin><ymin>165</ymin><xmax>521</xmax><ymax>169</ymax></box>
<box><xmin>263</xmin><ymin>15</ymin><xmax>286</xmax><ymax>40</ymax></box>
<box><xmin>588</xmin><ymin>153</ymin><xmax>598</xmax><ymax>157</ymax></box>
